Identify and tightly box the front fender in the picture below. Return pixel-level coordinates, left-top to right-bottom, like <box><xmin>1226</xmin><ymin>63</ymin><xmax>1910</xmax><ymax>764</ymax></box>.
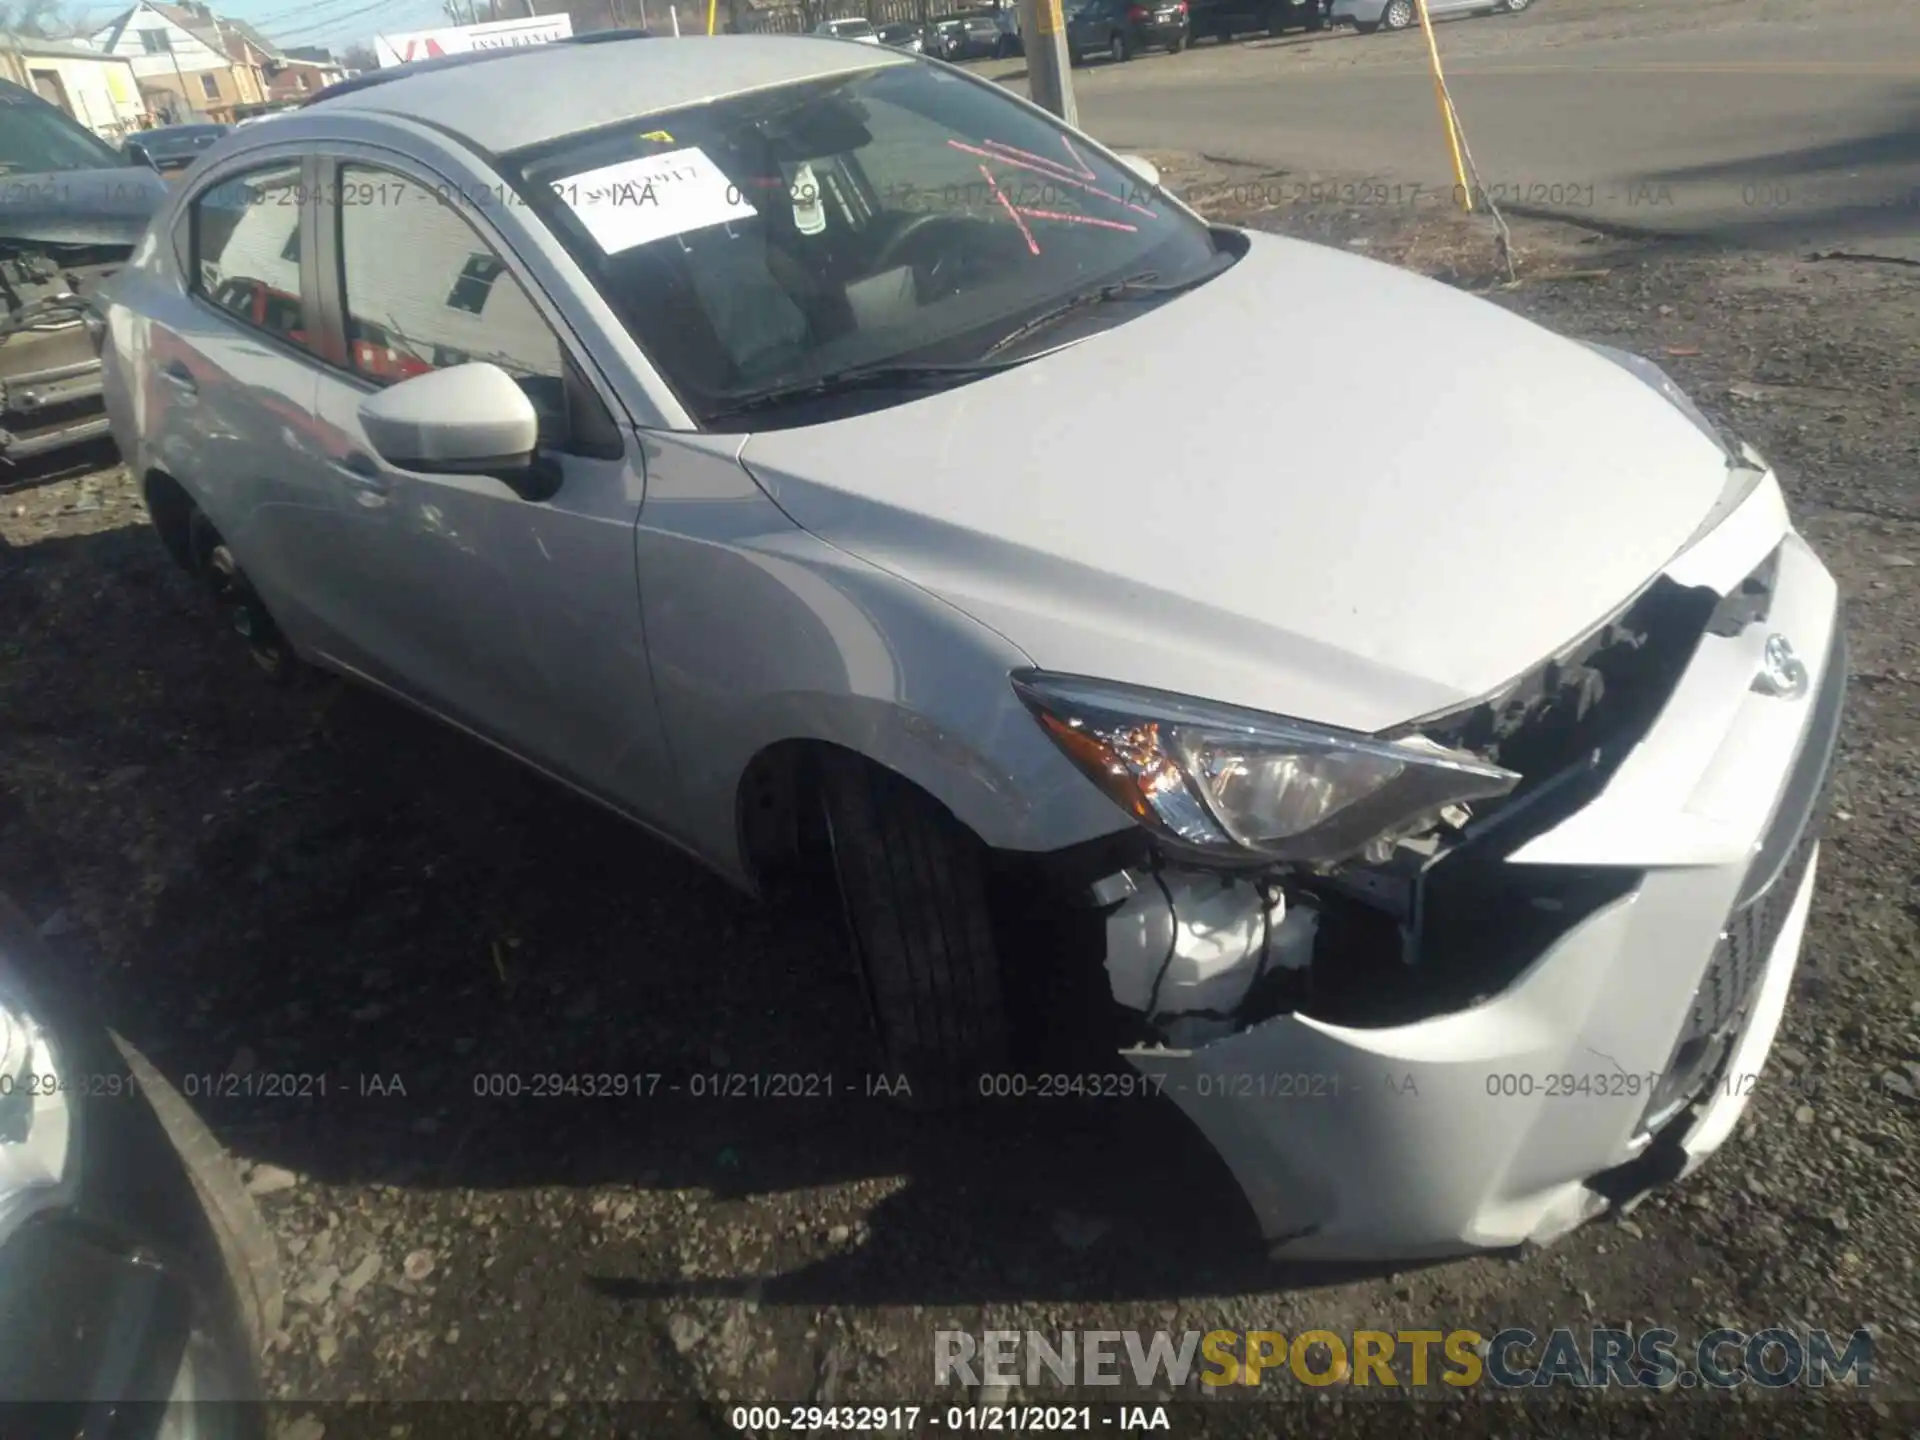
<box><xmin>634</xmin><ymin>455</ymin><xmax>1132</xmax><ymax>884</ymax></box>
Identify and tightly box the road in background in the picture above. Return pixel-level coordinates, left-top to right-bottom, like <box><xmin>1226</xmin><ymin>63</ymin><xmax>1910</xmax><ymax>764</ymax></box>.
<box><xmin>982</xmin><ymin>0</ymin><xmax>1920</xmax><ymax>256</ymax></box>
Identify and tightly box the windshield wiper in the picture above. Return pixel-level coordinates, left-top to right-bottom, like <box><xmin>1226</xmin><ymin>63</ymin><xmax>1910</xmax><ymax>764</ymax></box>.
<box><xmin>704</xmin><ymin>358</ymin><xmax>1024</xmax><ymax>422</ymax></box>
<box><xmin>981</xmin><ymin>260</ymin><xmax>1230</xmax><ymax>359</ymax></box>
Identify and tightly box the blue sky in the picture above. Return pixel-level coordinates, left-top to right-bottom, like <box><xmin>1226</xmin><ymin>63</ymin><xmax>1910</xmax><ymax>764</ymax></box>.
<box><xmin>84</xmin><ymin>0</ymin><xmax>470</xmax><ymax>57</ymax></box>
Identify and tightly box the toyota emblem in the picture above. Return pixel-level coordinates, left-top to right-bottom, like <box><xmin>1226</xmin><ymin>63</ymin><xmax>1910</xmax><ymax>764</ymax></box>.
<box><xmin>1754</xmin><ymin>633</ymin><xmax>1809</xmax><ymax>699</ymax></box>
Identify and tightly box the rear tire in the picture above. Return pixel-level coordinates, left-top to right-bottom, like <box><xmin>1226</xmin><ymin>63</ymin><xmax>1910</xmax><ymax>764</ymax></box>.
<box><xmin>1110</xmin><ymin>30</ymin><xmax>1132</xmax><ymax>60</ymax></box>
<box><xmin>188</xmin><ymin>510</ymin><xmax>303</xmax><ymax>685</ymax></box>
<box><xmin>1167</xmin><ymin>32</ymin><xmax>1186</xmax><ymax>51</ymax></box>
<box><xmin>819</xmin><ymin>752</ymin><xmax>1010</xmax><ymax>1108</ymax></box>
<box><xmin>1380</xmin><ymin>0</ymin><xmax>1414</xmax><ymax>28</ymax></box>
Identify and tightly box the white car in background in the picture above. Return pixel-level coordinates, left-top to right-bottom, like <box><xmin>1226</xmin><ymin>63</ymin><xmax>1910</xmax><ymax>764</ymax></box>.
<box><xmin>813</xmin><ymin>16</ymin><xmax>883</xmax><ymax>41</ymax></box>
<box><xmin>1334</xmin><ymin>0</ymin><xmax>1534</xmax><ymax>34</ymax></box>
<box><xmin>96</xmin><ymin>34</ymin><xmax>1842</xmax><ymax>1264</ymax></box>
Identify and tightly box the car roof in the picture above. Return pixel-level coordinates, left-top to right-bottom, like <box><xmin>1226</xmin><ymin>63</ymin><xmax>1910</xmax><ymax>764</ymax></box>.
<box><xmin>303</xmin><ymin>35</ymin><xmax>911</xmax><ymax>157</ymax></box>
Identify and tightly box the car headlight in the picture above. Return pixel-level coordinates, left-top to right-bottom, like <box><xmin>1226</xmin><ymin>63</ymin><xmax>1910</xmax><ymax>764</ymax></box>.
<box><xmin>1012</xmin><ymin>673</ymin><xmax>1520</xmax><ymax>865</ymax></box>
<box><xmin>0</xmin><ymin>983</ymin><xmax>72</xmax><ymax>1210</ymax></box>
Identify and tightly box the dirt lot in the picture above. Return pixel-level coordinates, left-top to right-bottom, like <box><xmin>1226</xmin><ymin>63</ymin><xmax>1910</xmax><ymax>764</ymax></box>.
<box><xmin>2</xmin><ymin>161</ymin><xmax>1916</xmax><ymax>1433</ymax></box>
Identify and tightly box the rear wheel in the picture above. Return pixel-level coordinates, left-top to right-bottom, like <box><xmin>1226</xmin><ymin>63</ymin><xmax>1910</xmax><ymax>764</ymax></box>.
<box><xmin>1167</xmin><ymin>31</ymin><xmax>1186</xmax><ymax>51</ymax></box>
<box><xmin>1380</xmin><ymin>0</ymin><xmax>1414</xmax><ymax>27</ymax></box>
<box><xmin>1499</xmin><ymin>0</ymin><xmax>1532</xmax><ymax>10</ymax></box>
<box><xmin>1110</xmin><ymin>29</ymin><xmax>1132</xmax><ymax>59</ymax></box>
<box><xmin>819</xmin><ymin>751</ymin><xmax>1010</xmax><ymax>1108</ymax></box>
<box><xmin>187</xmin><ymin>510</ymin><xmax>302</xmax><ymax>685</ymax></box>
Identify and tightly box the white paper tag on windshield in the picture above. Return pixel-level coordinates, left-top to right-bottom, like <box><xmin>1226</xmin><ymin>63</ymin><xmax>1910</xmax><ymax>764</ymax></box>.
<box><xmin>554</xmin><ymin>146</ymin><xmax>758</xmax><ymax>255</ymax></box>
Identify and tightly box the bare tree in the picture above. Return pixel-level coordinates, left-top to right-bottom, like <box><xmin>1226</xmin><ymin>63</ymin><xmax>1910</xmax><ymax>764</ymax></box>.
<box><xmin>339</xmin><ymin>41</ymin><xmax>377</xmax><ymax>70</ymax></box>
<box><xmin>0</xmin><ymin>0</ymin><xmax>85</xmax><ymax>37</ymax></box>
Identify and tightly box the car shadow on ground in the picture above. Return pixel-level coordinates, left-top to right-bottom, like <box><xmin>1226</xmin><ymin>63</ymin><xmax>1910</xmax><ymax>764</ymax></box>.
<box><xmin>0</xmin><ymin>517</ymin><xmax>1420</xmax><ymax>1310</ymax></box>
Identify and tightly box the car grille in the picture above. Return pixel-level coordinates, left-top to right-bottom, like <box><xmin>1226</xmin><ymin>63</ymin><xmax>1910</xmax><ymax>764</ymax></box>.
<box><xmin>1686</xmin><ymin>799</ymin><xmax>1823</xmax><ymax>1042</ymax></box>
<box><xmin>1641</xmin><ymin>624</ymin><xmax>1846</xmax><ymax>1135</ymax></box>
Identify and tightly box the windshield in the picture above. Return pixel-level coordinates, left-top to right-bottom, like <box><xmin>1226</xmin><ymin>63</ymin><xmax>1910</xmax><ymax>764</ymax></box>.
<box><xmin>830</xmin><ymin>19</ymin><xmax>876</xmax><ymax>34</ymax></box>
<box><xmin>508</xmin><ymin>62</ymin><xmax>1223</xmax><ymax>427</ymax></box>
<box><xmin>0</xmin><ymin>82</ymin><xmax>132</xmax><ymax>175</ymax></box>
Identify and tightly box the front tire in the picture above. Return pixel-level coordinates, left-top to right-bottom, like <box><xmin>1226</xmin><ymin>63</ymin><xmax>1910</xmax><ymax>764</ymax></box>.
<box><xmin>819</xmin><ymin>752</ymin><xmax>1010</xmax><ymax>1107</ymax></box>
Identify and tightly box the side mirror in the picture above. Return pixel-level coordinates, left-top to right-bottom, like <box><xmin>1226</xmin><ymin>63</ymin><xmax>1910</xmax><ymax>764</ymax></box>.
<box><xmin>124</xmin><ymin>141</ymin><xmax>156</xmax><ymax>171</ymax></box>
<box><xmin>357</xmin><ymin>362</ymin><xmax>560</xmax><ymax>501</ymax></box>
<box><xmin>1116</xmin><ymin>154</ymin><xmax>1161</xmax><ymax>190</ymax></box>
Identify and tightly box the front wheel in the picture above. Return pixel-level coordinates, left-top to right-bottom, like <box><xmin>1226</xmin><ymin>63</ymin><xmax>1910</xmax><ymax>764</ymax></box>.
<box><xmin>1499</xmin><ymin>0</ymin><xmax>1533</xmax><ymax>10</ymax></box>
<box><xmin>1110</xmin><ymin>30</ymin><xmax>1132</xmax><ymax>60</ymax></box>
<box><xmin>819</xmin><ymin>752</ymin><xmax>1011</xmax><ymax>1107</ymax></box>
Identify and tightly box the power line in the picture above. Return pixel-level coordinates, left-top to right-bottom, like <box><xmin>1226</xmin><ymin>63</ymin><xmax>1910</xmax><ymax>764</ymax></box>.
<box><xmin>275</xmin><ymin>0</ymin><xmax>432</xmax><ymax>39</ymax></box>
<box><xmin>247</xmin><ymin>0</ymin><xmax>397</xmax><ymax>30</ymax></box>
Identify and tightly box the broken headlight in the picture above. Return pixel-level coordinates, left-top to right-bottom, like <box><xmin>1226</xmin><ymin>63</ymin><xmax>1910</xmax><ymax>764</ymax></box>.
<box><xmin>0</xmin><ymin>978</ymin><xmax>73</xmax><ymax>1230</ymax></box>
<box><xmin>1012</xmin><ymin>672</ymin><xmax>1520</xmax><ymax>865</ymax></box>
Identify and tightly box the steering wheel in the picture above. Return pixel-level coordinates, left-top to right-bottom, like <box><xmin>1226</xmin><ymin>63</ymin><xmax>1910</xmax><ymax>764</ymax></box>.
<box><xmin>869</xmin><ymin>210</ymin><xmax>957</xmax><ymax>275</ymax></box>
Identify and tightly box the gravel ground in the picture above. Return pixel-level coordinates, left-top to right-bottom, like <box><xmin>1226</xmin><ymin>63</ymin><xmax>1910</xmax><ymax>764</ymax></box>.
<box><xmin>1</xmin><ymin>152</ymin><xmax>1916</xmax><ymax>1435</ymax></box>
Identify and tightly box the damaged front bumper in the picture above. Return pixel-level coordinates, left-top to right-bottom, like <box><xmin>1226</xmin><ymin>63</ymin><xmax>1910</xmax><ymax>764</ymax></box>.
<box><xmin>1109</xmin><ymin>495</ymin><xmax>1844</xmax><ymax>1262</ymax></box>
<box><xmin>0</xmin><ymin>327</ymin><xmax>111</xmax><ymax>462</ymax></box>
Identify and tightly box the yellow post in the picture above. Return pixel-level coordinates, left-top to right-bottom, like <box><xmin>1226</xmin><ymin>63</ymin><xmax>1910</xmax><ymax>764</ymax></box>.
<box><xmin>707</xmin><ymin>0</ymin><xmax>718</xmax><ymax>32</ymax></box>
<box><xmin>1414</xmin><ymin>0</ymin><xmax>1472</xmax><ymax>212</ymax></box>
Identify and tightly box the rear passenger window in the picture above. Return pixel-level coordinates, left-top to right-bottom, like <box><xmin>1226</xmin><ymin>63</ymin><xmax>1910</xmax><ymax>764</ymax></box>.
<box><xmin>193</xmin><ymin>162</ymin><xmax>313</xmax><ymax>352</ymax></box>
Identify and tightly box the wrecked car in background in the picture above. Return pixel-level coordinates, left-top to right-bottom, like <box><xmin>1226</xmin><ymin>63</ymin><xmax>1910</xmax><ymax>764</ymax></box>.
<box><xmin>95</xmin><ymin>35</ymin><xmax>1843</xmax><ymax>1262</ymax></box>
<box><xmin>0</xmin><ymin>79</ymin><xmax>167</xmax><ymax>464</ymax></box>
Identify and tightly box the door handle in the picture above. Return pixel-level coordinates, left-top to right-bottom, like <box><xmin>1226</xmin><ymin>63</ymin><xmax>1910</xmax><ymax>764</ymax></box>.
<box><xmin>329</xmin><ymin>453</ymin><xmax>392</xmax><ymax>495</ymax></box>
<box><xmin>160</xmin><ymin>362</ymin><xmax>197</xmax><ymax>394</ymax></box>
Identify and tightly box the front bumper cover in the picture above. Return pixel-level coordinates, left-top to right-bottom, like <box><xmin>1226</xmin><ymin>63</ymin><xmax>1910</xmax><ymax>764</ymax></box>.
<box><xmin>1122</xmin><ymin>517</ymin><xmax>1844</xmax><ymax>1262</ymax></box>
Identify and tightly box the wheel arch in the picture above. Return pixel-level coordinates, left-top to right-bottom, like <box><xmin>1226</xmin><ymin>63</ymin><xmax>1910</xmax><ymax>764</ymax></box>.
<box><xmin>142</xmin><ymin>468</ymin><xmax>199</xmax><ymax>575</ymax></box>
<box><xmin>728</xmin><ymin>696</ymin><xmax>1130</xmax><ymax>900</ymax></box>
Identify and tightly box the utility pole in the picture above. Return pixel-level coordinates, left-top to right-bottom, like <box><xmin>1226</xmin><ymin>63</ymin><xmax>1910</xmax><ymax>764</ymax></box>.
<box><xmin>1015</xmin><ymin>0</ymin><xmax>1074</xmax><ymax>126</ymax></box>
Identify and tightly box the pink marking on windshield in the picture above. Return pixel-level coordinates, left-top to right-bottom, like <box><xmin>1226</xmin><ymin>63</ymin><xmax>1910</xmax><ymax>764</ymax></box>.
<box><xmin>1014</xmin><ymin>208</ymin><xmax>1139</xmax><ymax>233</ymax></box>
<box><xmin>946</xmin><ymin>139</ymin><xmax>1158</xmax><ymax>217</ymax></box>
<box><xmin>990</xmin><ymin>135</ymin><xmax>1098</xmax><ymax>181</ymax></box>
<box><xmin>981</xmin><ymin>163</ymin><xmax>1041</xmax><ymax>254</ymax></box>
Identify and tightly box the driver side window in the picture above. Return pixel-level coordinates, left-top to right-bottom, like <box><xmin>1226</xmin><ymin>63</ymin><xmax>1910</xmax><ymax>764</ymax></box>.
<box><xmin>334</xmin><ymin>163</ymin><xmax>632</xmax><ymax>455</ymax></box>
<box><xmin>337</xmin><ymin>165</ymin><xmax>563</xmax><ymax>395</ymax></box>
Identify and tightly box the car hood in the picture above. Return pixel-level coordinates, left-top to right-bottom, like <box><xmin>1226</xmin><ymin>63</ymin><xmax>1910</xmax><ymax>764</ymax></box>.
<box><xmin>0</xmin><ymin>167</ymin><xmax>170</xmax><ymax>248</ymax></box>
<box><xmin>737</xmin><ymin>229</ymin><xmax>1732</xmax><ymax>733</ymax></box>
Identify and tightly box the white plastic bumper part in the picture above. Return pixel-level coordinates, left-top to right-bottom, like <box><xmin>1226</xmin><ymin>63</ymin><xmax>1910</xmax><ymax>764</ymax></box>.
<box><xmin>1123</xmin><ymin>502</ymin><xmax>1843</xmax><ymax>1262</ymax></box>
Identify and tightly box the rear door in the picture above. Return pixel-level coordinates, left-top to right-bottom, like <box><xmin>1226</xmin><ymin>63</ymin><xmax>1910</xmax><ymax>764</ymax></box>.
<box><xmin>146</xmin><ymin>154</ymin><xmax>337</xmax><ymax>647</ymax></box>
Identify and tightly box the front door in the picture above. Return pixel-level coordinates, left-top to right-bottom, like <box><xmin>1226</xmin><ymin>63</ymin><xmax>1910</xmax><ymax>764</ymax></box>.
<box><xmin>301</xmin><ymin>159</ymin><xmax>678</xmax><ymax>820</ymax></box>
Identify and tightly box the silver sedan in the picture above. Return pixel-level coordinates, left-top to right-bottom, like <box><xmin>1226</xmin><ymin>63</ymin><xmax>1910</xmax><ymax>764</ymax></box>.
<box><xmin>1333</xmin><ymin>0</ymin><xmax>1535</xmax><ymax>33</ymax></box>
<box><xmin>97</xmin><ymin>33</ymin><xmax>1840</xmax><ymax>1262</ymax></box>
